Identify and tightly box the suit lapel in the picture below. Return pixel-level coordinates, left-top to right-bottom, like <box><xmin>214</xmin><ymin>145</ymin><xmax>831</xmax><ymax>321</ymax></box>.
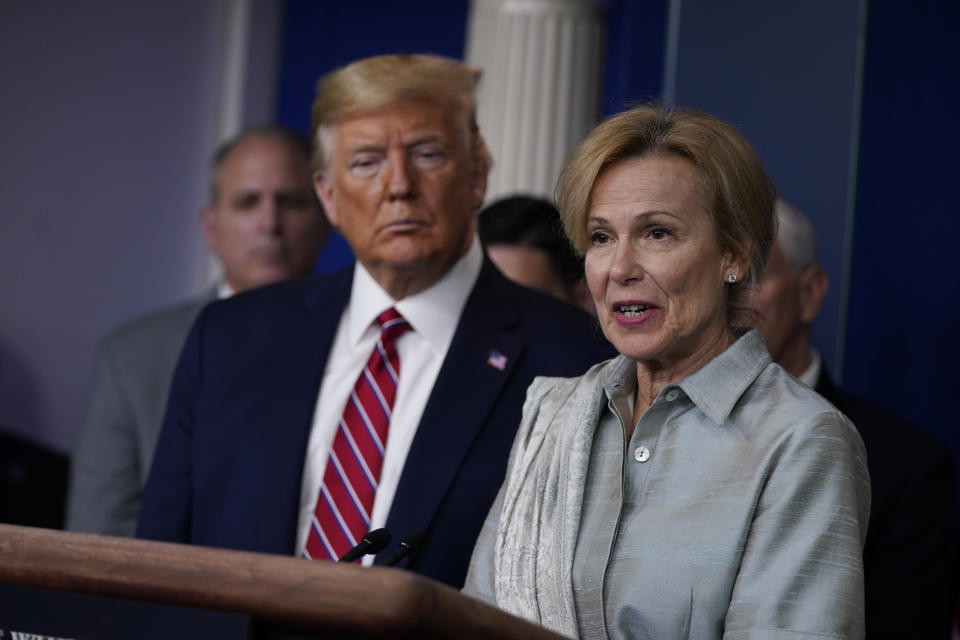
<box><xmin>384</xmin><ymin>260</ymin><xmax>525</xmax><ymax>541</ymax></box>
<box><xmin>814</xmin><ymin>368</ymin><xmax>840</xmax><ymax>404</ymax></box>
<box><xmin>245</xmin><ymin>271</ymin><xmax>353</xmax><ymax>552</ymax></box>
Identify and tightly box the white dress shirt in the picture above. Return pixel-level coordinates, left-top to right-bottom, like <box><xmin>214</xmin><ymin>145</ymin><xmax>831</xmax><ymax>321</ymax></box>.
<box><xmin>216</xmin><ymin>282</ymin><xmax>235</xmax><ymax>300</ymax></box>
<box><xmin>295</xmin><ymin>237</ymin><xmax>483</xmax><ymax>561</ymax></box>
<box><xmin>798</xmin><ymin>347</ymin><xmax>822</xmax><ymax>388</ymax></box>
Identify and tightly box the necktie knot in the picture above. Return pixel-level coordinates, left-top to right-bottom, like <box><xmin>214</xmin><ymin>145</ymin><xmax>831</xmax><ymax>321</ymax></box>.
<box><xmin>376</xmin><ymin>308</ymin><xmax>410</xmax><ymax>345</ymax></box>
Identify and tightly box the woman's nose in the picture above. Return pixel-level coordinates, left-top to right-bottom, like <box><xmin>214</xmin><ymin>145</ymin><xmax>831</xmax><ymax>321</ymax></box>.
<box><xmin>609</xmin><ymin>239</ymin><xmax>643</xmax><ymax>283</ymax></box>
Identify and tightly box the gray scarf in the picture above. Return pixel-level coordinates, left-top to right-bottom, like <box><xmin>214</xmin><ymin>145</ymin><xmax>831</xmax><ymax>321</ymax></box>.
<box><xmin>492</xmin><ymin>361</ymin><xmax>613</xmax><ymax>638</ymax></box>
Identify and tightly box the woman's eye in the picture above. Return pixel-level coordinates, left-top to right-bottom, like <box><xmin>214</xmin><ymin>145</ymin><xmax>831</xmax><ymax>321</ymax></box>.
<box><xmin>649</xmin><ymin>226</ymin><xmax>670</xmax><ymax>240</ymax></box>
<box><xmin>589</xmin><ymin>230</ymin><xmax>610</xmax><ymax>245</ymax></box>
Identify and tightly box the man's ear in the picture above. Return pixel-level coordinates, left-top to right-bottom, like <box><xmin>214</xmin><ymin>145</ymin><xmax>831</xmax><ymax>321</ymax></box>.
<box><xmin>469</xmin><ymin>160</ymin><xmax>488</xmax><ymax>210</ymax></box>
<box><xmin>200</xmin><ymin>206</ymin><xmax>218</xmax><ymax>252</ymax></box>
<box><xmin>798</xmin><ymin>264</ymin><xmax>829</xmax><ymax>323</ymax></box>
<box><xmin>469</xmin><ymin>137</ymin><xmax>490</xmax><ymax>209</ymax></box>
<box><xmin>313</xmin><ymin>171</ymin><xmax>338</xmax><ymax>228</ymax></box>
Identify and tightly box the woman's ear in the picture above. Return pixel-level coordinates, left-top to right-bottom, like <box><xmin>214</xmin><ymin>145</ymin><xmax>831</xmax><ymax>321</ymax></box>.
<box><xmin>721</xmin><ymin>250</ymin><xmax>750</xmax><ymax>284</ymax></box>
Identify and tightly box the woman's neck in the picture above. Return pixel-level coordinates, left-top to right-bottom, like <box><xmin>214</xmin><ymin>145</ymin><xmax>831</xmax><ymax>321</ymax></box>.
<box><xmin>629</xmin><ymin>324</ymin><xmax>735</xmax><ymax>432</ymax></box>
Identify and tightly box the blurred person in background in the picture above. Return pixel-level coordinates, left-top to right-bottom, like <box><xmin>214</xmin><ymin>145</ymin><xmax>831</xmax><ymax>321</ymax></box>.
<box><xmin>67</xmin><ymin>126</ymin><xmax>327</xmax><ymax>536</ymax></box>
<box><xmin>479</xmin><ymin>195</ymin><xmax>592</xmax><ymax>312</ymax></box>
<box><xmin>750</xmin><ymin>198</ymin><xmax>957</xmax><ymax>640</ymax></box>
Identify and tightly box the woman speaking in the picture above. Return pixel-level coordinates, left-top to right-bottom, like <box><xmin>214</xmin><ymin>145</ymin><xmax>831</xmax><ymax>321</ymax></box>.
<box><xmin>463</xmin><ymin>105</ymin><xmax>870</xmax><ymax>639</ymax></box>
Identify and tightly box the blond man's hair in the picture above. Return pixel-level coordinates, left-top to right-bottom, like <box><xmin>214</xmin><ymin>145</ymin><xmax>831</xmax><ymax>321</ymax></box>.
<box><xmin>310</xmin><ymin>54</ymin><xmax>491</xmax><ymax>175</ymax></box>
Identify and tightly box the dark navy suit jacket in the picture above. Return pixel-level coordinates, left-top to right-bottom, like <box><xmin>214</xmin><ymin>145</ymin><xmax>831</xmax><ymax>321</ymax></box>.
<box><xmin>136</xmin><ymin>259</ymin><xmax>613</xmax><ymax>588</ymax></box>
<box><xmin>816</xmin><ymin>371</ymin><xmax>957</xmax><ymax>640</ymax></box>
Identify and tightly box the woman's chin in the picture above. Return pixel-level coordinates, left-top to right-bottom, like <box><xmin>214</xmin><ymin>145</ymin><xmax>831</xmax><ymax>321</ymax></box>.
<box><xmin>609</xmin><ymin>337</ymin><xmax>665</xmax><ymax>364</ymax></box>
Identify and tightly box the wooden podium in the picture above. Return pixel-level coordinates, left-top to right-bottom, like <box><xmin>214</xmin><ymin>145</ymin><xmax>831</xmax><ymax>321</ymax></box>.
<box><xmin>0</xmin><ymin>524</ymin><xmax>566</xmax><ymax>639</ymax></box>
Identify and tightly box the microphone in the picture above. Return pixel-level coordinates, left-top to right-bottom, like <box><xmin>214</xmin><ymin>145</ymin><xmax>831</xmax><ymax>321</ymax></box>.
<box><xmin>338</xmin><ymin>528</ymin><xmax>391</xmax><ymax>563</ymax></box>
<box><xmin>381</xmin><ymin>530</ymin><xmax>425</xmax><ymax>568</ymax></box>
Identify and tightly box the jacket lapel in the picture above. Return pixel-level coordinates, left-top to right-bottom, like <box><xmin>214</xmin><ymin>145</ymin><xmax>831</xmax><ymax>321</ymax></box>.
<box><xmin>384</xmin><ymin>260</ymin><xmax>525</xmax><ymax>542</ymax></box>
<box><xmin>245</xmin><ymin>271</ymin><xmax>353</xmax><ymax>552</ymax></box>
<box><xmin>814</xmin><ymin>368</ymin><xmax>840</xmax><ymax>404</ymax></box>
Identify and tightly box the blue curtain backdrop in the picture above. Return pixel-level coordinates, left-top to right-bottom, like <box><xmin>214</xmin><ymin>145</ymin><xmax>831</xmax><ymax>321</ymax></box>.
<box><xmin>846</xmin><ymin>0</ymin><xmax>960</xmax><ymax>511</ymax></box>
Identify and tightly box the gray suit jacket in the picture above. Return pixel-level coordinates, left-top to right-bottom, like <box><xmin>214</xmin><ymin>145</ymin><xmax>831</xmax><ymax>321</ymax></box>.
<box><xmin>66</xmin><ymin>291</ymin><xmax>214</xmax><ymax>535</ymax></box>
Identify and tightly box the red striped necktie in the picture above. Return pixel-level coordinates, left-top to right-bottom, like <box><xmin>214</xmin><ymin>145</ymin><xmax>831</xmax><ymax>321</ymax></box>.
<box><xmin>305</xmin><ymin>308</ymin><xmax>410</xmax><ymax>561</ymax></box>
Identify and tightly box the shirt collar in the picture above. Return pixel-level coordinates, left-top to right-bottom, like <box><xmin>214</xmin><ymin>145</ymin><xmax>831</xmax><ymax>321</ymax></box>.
<box><xmin>798</xmin><ymin>348</ymin><xmax>821</xmax><ymax>388</ymax></box>
<box><xmin>678</xmin><ymin>328</ymin><xmax>772</xmax><ymax>426</ymax></box>
<box><xmin>346</xmin><ymin>235</ymin><xmax>483</xmax><ymax>351</ymax></box>
<box><xmin>601</xmin><ymin>329</ymin><xmax>773</xmax><ymax>426</ymax></box>
<box><xmin>602</xmin><ymin>354</ymin><xmax>638</xmax><ymax>401</ymax></box>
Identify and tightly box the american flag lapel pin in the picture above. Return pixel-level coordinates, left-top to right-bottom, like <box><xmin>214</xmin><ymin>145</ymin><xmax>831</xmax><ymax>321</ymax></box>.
<box><xmin>486</xmin><ymin>349</ymin><xmax>508</xmax><ymax>371</ymax></box>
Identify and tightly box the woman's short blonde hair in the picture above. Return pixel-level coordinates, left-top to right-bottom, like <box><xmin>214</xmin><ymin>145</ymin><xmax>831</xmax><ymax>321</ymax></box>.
<box><xmin>556</xmin><ymin>104</ymin><xmax>776</xmax><ymax>300</ymax></box>
<box><xmin>309</xmin><ymin>54</ymin><xmax>491</xmax><ymax>174</ymax></box>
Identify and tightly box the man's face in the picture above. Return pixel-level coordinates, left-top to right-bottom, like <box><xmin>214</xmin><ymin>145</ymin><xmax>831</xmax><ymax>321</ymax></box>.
<box><xmin>487</xmin><ymin>244</ymin><xmax>570</xmax><ymax>301</ymax></box>
<box><xmin>314</xmin><ymin>98</ymin><xmax>487</xmax><ymax>299</ymax></box>
<box><xmin>203</xmin><ymin>136</ymin><xmax>324</xmax><ymax>292</ymax></box>
<box><xmin>750</xmin><ymin>242</ymin><xmax>805</xmax><ymax>362</ymax></box>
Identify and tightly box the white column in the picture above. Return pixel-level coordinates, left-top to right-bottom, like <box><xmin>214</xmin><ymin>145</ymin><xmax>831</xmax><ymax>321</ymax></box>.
<box><xmin>466</xmin><ymin>0</ymin><xmax>605</xmax><ymax>203</ymax></box>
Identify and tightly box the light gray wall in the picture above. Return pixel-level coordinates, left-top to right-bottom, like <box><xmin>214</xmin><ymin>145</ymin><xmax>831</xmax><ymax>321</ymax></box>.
<box><xmin>0</xmin><ymin>1</ymin><xmax>282</xmax><ymax>452</ymax></box>
<box><xmin>667</xmin><ymin>0</ymin><xmax>864</xmax><ymax>374</ymax></box>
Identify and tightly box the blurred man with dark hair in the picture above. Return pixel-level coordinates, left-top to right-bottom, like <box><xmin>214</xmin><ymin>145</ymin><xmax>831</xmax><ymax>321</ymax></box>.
<box><xmin>479</xmin><ymin>195</ymin><xmax>592</xmax><ymax>312</ymax></box>
<box><xmin>68</xmin><ymin>126</ymin><xmax>327</xmax><ymax>536</ymax></box>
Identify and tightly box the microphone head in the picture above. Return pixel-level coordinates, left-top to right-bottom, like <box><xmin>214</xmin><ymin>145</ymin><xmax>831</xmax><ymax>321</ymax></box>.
<box><xmin>398</xmin><ymin>530</ymin><xmax>425</xmax><ymax>552</ymax></box>
<box><xmin>381</xmin><ymin>529</ymin><xmax>426</xmax><ymax>567</ymax></box>
<box><xmin>362</xmin><ymin>527</ymin><xmax>392</xmax><ymax>554</ymax></box>
<box><xmin>338</xmin><ymin>528</ymin><xmax>392</xmax><ymax>562</ymax></box>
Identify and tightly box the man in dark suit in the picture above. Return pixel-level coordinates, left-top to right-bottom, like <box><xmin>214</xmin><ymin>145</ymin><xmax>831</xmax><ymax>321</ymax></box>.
<box><xmin>68</xmin><ymin>126</ymin><xmax>326</xmax><ymax>536</ymax></box>
<box><xmin>750</xmin><ymin>199</ymin><xmax>957</xmax><ymax>639</ymax></box>
<box><xmin>136</xmin><ymin>54</ymin><xmax>611</xmax><ymax>589</ymax></box>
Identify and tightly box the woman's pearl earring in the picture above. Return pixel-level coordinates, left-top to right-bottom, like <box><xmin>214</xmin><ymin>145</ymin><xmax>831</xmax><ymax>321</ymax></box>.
<box><xmin>727</xmin><ymin>274</ymin><xmax>738</xmax><ymax>283</ymax></box>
